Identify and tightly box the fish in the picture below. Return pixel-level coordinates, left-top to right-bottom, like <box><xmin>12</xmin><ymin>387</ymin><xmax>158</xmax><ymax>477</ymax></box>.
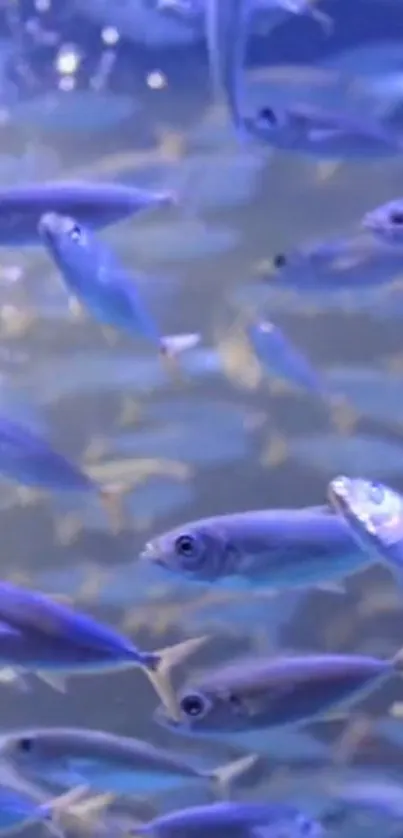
<box><xmin>0</xmin><ymin>182</ymin><xmax>175</xmax><ymax>246</ymax></box>
<box><xmin>328</xmin><ymin>476</ymin><xmax>403</xmax><ymax>588</ymax></box>
<box><xmin>140</xmin><ymin>504</ymin><xmax>369</xmax><ymax>590</ymax></box>
<box><xmin>361</xmin><ymin>198</ymin><xmax>403</xmax><ymax>246</ymax></box>
<box><xmin>38</xmin><ymin>213</ymin><xmax>199</xmax><ymax>358</ymax></box>
<box><xmin>155</xmin><ymin>649</ymin><xmax>403</xmax><ymax>736</ymax></box>
<box><xmin>126</xmin><ymin>800</ymin><xmax>322</xmax><ymax>838</ymax></box>
<box><xmin>0</xmin><ymin>580</ymin><xmax>206</xmax><ymax>718</ymax></box>
<box><xmin>0</xmin><ymin>727</ymin><xmax>254</xmax><ymax>798</ymax></box>
<box><xmin>240</xmin><ymin>102</ymin><xmax>403</xmax><ymax>157</ymax></box>
<box><xmin>0</xmin><ymin>416</ymin><xmax>125</xmax><ymax>531</ymax></box>
<box><xmin>244</xmin><ymin>318</ymin><xmax>354</xmax><ymax>430</ymax></box>
<box><xmin>258</xmin><ymin>233</ymin><xmax>403</xmax><ymax>292</ymax></box>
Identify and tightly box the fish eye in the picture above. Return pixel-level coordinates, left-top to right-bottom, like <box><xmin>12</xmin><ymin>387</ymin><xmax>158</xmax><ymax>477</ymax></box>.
<box><xmin>390</xmin><ymin>210</ymin><xmax>403</xmax><ymax>225</ymax></box>
<box><xmin>69</xmin><ymin>224</ymin><xmax>82</xmax><ymax>243</ymax></box>
<box><xmin>369</xmin><ymin>483</ymin><xmax>384</xmax><ymax>505</ymax></box>
<box><xmin>175</xmin><ymin>533</ymin><xmax>196</xmax><ymax>558</ymax></box>
<box><xmin>258</xmin><ymin>106</ymin><xmax>277</xmax><ymax>126</ymax></box>
<box><xmin>273</xmin><ymin>253</ymin><xmax>287</xmax><ymax>269</ymax></box>
<box><xmin>180</xmin><ymin>692</ymin><xmax>207</xmax><ymax>718</ymax></box>
<box><xmin>18</xmin><ymin>738</ymin><xmax>33</xmax><ymax>753</ymax></box>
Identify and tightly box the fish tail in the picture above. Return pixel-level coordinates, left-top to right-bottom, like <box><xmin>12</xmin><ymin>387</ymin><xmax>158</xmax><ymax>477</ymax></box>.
<box><xmin>141</xmin><ymin>635</ymin><xmax>209</xmax><ymax>720</ymax></box>
<box><xmin>328</xmin><ymin>394</ymin><xmax>359</xmax><ymax>435</ymax></box>
<box><xmin>207</xmin><ymin>753</ymin><xmax>257</xmax><ymax>798</ymax></box>
<box><xmin>99</xmin><ymin>484</ymin><xmax>127</xmax><ymax>533</ymax></box>
<box><xmin>41</xmin><ymin>785</ymin><xmax>95</xmax><ymax>837</ymax></box>
<box><xmin>392</xmin><ymin>647</ymin><xmax>403</xmax><ymax>672</ymax></box>
<box><xmin>310</xmin><ymin>6</ymin><xmax>333</xmax><ymax>34</ymax></box>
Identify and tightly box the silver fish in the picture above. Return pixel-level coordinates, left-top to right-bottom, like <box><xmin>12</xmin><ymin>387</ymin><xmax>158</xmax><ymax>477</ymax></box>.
<box><xmin>155</xmin><ymin>650</ymin><xmax>403</xmax><ymax>735</ymax></box>
<box><xmin>140</xmin><ymin>504</ymin><xmax>368</xmax><ymax>589</ymax></box>
<box><xmin>0</xmin><ymin>727</ymin><xmax>253</xmax><ymax>797</ymax></box>
<box><xmin>127</xmin><ymin>800</ymin><xmax>322</xmax><ymax>838</ymax></box>
<box><xmin>328</xmin><ymin>476</ymin><xmax>403</xmax><ymax>584</ymax></box>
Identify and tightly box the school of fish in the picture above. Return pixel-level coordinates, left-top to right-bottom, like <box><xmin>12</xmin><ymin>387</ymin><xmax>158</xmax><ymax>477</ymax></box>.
<box><xmin>0</xmin><ymin>1</ymin><xmax>403</xmax><ymax>838</ymax></box>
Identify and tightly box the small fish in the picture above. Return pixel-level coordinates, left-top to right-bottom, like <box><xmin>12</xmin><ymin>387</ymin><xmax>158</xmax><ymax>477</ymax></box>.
<box><xmin>126</xmin><ymin>800</ymin><xmax>322</xmax><ymax>838</ymax></box>
<box><xmin>361</xmin><ymin>198</ymin><xmax>403</xmax><ymax>246</ymax></box>
<box><xmin>259</xmin><ymin>233</ymin><xmax>403</xmax><ymax>292</ymax></box>
<box><xmin>0</xmin><ymin>727</ymin><xmax>254</xmax><ymax>797</ymax></box>
<box><xmin>0</xmin><ymin>416</ymin><xmax>124</xmax><ymax>531</ymax></box>
<box><xmin>155</xmin><ymin>649</ymin><xmax>403</xmax><ymax>735</ymax></box>
<box><xmin>140</xmin><ymin>504</ymin><xmax>369</xmax><ymax>590</ymax></box>
<box><xmin>0</xmin><ymin>580</ymin><xmax>206</xmax><ymax>718</ymax></box>
<box><xmin>38</xmin><ymin>213</ymin><xmax>199</xmax><ymax>358</ymax></box>
<box><xmin>205</xmin><ymin>0</ymin><xmax>330</xmax><ymax>114</ymax></box>
<box><xmin>245</xmin><ymin>318</ymin><xmax>354</xmax><ymax>430</ymax></box>
<box><xmin>0</xmin><ymin>182</ymin><xmax>175</xmax><ymax>246</ymax></box>
<box><xmin>328</xmin><ymin>476</ymin><xmax>403</xmax><ymax>586</ymax></box>
<box><xmin>0</xmin><ymin>783</ymin><xmax>91</xmax><ymax>836</ymax></box>
<box><xmin>240</xmin><ymin>103</ymin><xmax>403</xmax><ymax>158</ymax></box>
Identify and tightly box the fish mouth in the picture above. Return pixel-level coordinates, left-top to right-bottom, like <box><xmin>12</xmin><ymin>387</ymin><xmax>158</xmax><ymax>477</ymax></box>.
<box><xmin>360</xmin><ymin>213</ymin><xmax>378</xmax><ymax>232</ymax></box>
<box><xmin>327</xmin><ymin>475</ymin><xmax>353</xmax><ymax>517</ymax></box>
<box><xmin>139</xmin><ymin>542</ymin><xmax>166</xmax><ymax>568</ymax></box>
<box><xmin>37</xmin><ymin>212</ymin><xmax>62</xmax><ymax>241</ymax></box>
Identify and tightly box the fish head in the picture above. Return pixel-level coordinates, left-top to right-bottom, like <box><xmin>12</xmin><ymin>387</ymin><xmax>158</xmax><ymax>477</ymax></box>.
<box><xmin>154</xmin><ymin>683</ymin><xmax>248</xmax><ymax>736</ymax></box>
<box><xmin>154</xmin><ymin>659</ymin><xmax>268</xmax><ymax>736</ymax></box>
<box><xmin>361</xmin><ymin>199</ymin><xmax>403</xmax><ymax>245</ymax></box>
<box><xmin>38</xmin><ymin>212</ymin><xmax>96</xmax><ymax>279</ymax></box>
<box><xmin>243</xmin><ymin>105</ymin><xmax>291</xmax><ymax>145</ymax></box>
<box><xmin>0</xmin><ymin>730</ymin><xmax>66</xmax><ymax>779</ymax></box>
<box><xmin>140</xmin><ymin>520</ymin><xmax>237</xmax><ymax>581</ymax></box>
<box><xmin>328</xmin><ymin>476</ymin><xmax>403</xmax><ymax>558</ymax></box>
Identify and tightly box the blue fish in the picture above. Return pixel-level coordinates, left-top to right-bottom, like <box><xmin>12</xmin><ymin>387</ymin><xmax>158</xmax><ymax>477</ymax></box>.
<box><xmin>0</xmin><ymin>726</ymin><xmax>253</xmax><ymax>798</ymax></box>
<box><xmin>361</xmin><ymin>198</ymin><xmax>403</xmax><ymax>246</ymax></box>
<box><xmin>0</xmin><ymin>580</ymin><xmax>205</xmax><ymax>716</ymax></box>
<box><xmin>245</xmin><ymin>318</ymin><xmax>354</xmax><ymax>430</ymax></box>
<box><xmin>0</xmin><ymin>415</ymin><xmax>125</xmax><ymax>529</ymax></box>
<box><xmin>328</xmin><ymin>476</ymin><xmax>403</xmax><ymax>587</ymax></box>
<box><xmin>0</xmin><ymin>182</ymin><xmax>175</xmax><ymax>246</ymax></box>
<box><xmin>140</xmin><ymin>504</ymin><xmax>369</xmax><ymax>590</ymax></box>
<box><xmin>259</xmin><ymin>234</ymin><xmax>403</xmax><ymax>292</ymax></box>
<box><xmin>38</xmin><ymin>213</ymin><xmax>199</xmax><ymax>358</ymax></box>
<box><xmin>127</xmin><ymin>800</ymin><xmax>322</xmax><ymax>838</ymax></box>
<box><xmin>155</xmin><ymin>649</ymin><xmax>403</xmax><ymax>736</ymax></box>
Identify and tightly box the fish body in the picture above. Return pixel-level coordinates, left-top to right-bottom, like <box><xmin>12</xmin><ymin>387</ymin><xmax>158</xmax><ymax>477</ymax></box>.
<box><xmin>241</xmin><ymin>103</ymin><xmax>403</xmax><ymax>158</ymax></box>
<box><xmin>131</xmin><ymin>800</ymin><xmax>322</xmax><ymax>838</ymax></box>
<box><xmin>39</xmin><ymin>213</ymin><xmax>199</xmax><ymax>356</ymax></box>
<box><xmin>0</xmin><ymin>727</ymin><xmax>252</xmax><ymax>797</ymax></box>
<box><xmin>0</xmin><ymin>182</ymin><xmax>174</xmax><ymax>246</ymax></box>
<box><xmin>140</xmin><ymin>505</ymin><xmax>368</xmax><ymax>587</ymax></box>
<box><xmin>0</xmin><ymin>581</ymin><xmax>205</xmax><ymax>717</ymax></box>
<box><xmin>0</xmin><ymin>417</ymin><xmax>93</xmax><ymax>493</ymax></box>
<box><xmin>361</xmin><ymin>198</ymin><xmax>403</xmax><ymax>246</ymax></box>
<box><xmin>262</xmin><ymin>233</ymin><xmax>403</xmax><ymax>292</ymax></box>
<box><xmin>328</xmin><ymin>476</ymin><xmax>403</xmax><ymax>579</ymax></box>
<box><xmin>246</xmin><ymin>319</ymin><xmax>326</xmax><ymax>395</ymax></box>
<box><xmin>155</xmin><ymin>651</ymin><xmax>399</xmax><ymax>735</ymax></box>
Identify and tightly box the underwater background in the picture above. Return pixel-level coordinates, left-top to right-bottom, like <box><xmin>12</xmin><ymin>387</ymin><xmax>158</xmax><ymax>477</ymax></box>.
<box><xmin>3</xmin><ymin>0</ymin><xmax>403</xmax><ymax>834</ymax></box>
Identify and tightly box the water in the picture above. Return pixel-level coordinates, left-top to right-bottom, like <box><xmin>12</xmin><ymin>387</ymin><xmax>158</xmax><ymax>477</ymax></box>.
<box><xmin>1</xmin><ymin>0</ymin><xmax>403</xmax><ymax>834</ymax></box>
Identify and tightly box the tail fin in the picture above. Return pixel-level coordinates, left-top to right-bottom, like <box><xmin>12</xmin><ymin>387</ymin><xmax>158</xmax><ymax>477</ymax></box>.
<box><xmin>142</xmin><ymin>635</ymin><xmax>209</xmax><ymax>721</ymax></box>
<box><xmin>207</xmin><ymin>753</ymin><xmax>257</xmax><ymax>798</ymax></box>
<box><xmin>99</xmin><ymin>484</ymin><xmax>128</xmax><ymax>533</ymax></box>
<box><xmin>40</xmin><ymin>785</ymin><xmax>94</xmax><ymax>837</ymax></box>
<box><xmin>328</xmin><ymin>394</ymin><xmax>358</xmax><ymax>435</ymax></box>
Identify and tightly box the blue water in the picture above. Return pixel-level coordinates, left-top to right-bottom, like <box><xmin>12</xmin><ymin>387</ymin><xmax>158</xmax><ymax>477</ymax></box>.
<box><xmin>1</xmin><ymin>1</ymin><xmax>403</xmax><ymax>835</ymax></box>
